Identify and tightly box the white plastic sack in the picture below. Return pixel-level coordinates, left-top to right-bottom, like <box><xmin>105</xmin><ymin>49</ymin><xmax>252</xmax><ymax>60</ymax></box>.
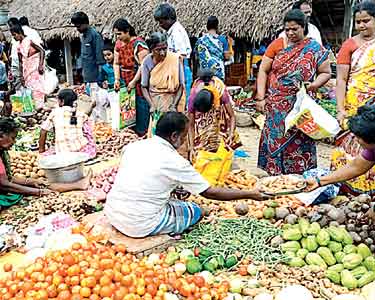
<box><xmin>108</xmin><ymin>91</ymin><xmax>120</xmax><ymax>131</ymax></box>
<box><xmin>285</xmin><ymin>85</ymin><xmax>340</xmax><ymax>139</ymax></box>
<box><xmin>43</xmin><ymin>65</ymin><xmax>58</xmax><ymax>95</ymax></box>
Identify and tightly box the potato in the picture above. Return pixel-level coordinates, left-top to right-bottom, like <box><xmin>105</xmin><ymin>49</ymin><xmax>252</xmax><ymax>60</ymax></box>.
<box><xmin>32</xmin><ymin>167</ymin><xmax>38</xmax><ymax>173</ymax></box>
<box><xmin>20</xmin><ymin>169</ymin><xmax>27</xmax><ymax>175</ymax></box>
<box><xmin>17</xmin><ymin>164</ymin><xmax>23</xmax><ymax>169</ymax></box>
<box><xmin>30</xmin><ymin>172</ymin><xmax>38</xmax><ymax>179</ymax></box>
<box><xmin>37</xmin><ymin>170</ymin><xmax>45</xmax><ymax>177</ymax></box>
<box><xmin>25</xmin><ymin>171</ymin><xmax>30</xmax><ymax>177</ymax></box>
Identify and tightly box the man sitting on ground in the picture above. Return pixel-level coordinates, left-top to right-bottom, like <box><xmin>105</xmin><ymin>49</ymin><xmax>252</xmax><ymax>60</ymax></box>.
<box><xmin>105</xmin><ymin>112</ymin><xmax>265</xmax><ymax>238</ymax></box>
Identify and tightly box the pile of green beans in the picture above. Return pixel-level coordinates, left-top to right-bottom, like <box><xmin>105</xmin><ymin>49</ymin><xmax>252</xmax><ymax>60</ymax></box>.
<box><xmin>180</xmin><ymin>218</ymin><xmax>287</xmax><ymax>265</ymax></box>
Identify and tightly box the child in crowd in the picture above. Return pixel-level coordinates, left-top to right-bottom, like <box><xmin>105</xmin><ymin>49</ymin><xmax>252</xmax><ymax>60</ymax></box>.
<box><xmin>99</xmin><ymin>44</ymin><xmax>117</xmax><ymax>91</ymax></box>
<box><xmin>39</xmin><ymin>89</ymin><xmax>96</xmax><ymax>159</ymax></box>
<box><xmin>93</xmin><ymin>44</ymin><xmax>123</xmax><ymax>122</ymax></box>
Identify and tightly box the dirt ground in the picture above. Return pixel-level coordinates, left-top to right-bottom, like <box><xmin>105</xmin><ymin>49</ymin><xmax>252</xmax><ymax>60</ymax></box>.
<box><xmin>234</xmin><ymin>127</ymin><xmax>335</xmax><ymax>175</ymax></box>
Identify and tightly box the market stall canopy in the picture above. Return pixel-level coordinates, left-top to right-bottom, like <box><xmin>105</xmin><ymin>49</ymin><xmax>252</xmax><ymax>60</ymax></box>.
<box><xmin>9</xmin><ymin>0</ymin><xmax>296</xmax><ymax>41</ymax></box>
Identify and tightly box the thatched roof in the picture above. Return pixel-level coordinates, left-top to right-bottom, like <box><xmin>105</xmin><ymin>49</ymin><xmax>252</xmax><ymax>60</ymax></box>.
<box><xmin>9</xmin><ymin>0</ymin><xmax>296</xmax><ymax>41</ymax></box>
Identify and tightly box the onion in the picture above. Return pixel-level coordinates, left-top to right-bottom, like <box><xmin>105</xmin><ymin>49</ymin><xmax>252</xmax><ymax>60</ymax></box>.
<box><xmin>179</xmin><ymin>249</ymin><xmax>195</xmax><ymax>262</ymax></box>
<box><xmin>275</xmin><ymin>285</ymin><xmax>313</xmax><ymax>300</ymax></box>
<box><xmin>164</xmin><ymin>293</ymin><xmax>179</xmax><ymax>300</ymax></box>
<box><xmin>333</xmin><ymin>295</ymin><xmax>366</xmax><ymax>300</ymax></box>
<box><xmin>247</xmin><ymin>263</ymin><xmax>258</xmax><ymax>276</ymax></box>
<box><xmin>229</xmin><ymin>278</ymin><xmax>244</xmax><ymax>294</ymax></box>
<box><xmin>224</xmin><ymin>293</ymin><xmax>243</xmax><ymax>300</ymax></box>
<box><xmin>361</xmin><ymin>282</ymin><xmax>375</xmax><ymax>300</ymax></box>
<box><xmin>254</xmin><ymin>293</ymin><xmax>273</xmax><ymax>300</ymax></box>
<box><xmin>174</xmin><ymin>262</ymin><xmax>186</xmax><ymax>276</ymax></box>
<box><xmin>199</xmin><ymin>270</ymin><xmax>214</xmax><ymax>284</ymax></box>
<box><xmin>147</xmin><ymin>253</ymin><xmax>160</xmax><ymax>266</ymax></box>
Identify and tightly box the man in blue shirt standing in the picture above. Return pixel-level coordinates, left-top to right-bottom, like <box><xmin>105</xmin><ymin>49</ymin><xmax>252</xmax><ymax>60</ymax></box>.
<box><xmin>71</xmin><ymin>12</ymin><xmax>105</xmax><ymax>107</ymax></box>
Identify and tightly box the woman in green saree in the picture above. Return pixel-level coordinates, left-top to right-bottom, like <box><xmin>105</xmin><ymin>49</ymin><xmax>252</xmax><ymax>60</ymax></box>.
<box><xmin>0</xmin><ymin>118</ymin><xmax>52</xmax><ymax>207</ymax></box>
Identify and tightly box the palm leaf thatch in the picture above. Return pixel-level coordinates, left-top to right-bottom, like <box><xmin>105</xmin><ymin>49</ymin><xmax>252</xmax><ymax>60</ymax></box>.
<box><xmin>9</xmin><ymin>0</ymin><xmax>296</xmax><ymax>41</ymax></box>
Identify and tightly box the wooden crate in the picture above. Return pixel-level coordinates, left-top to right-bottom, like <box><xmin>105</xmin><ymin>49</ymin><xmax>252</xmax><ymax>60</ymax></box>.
<box><xmin>225</xmin><ymin>75</ymin><xmax>247</xmax><ymax>87</ymax></box>
<box><xmin>228</xmin><ymin>63</ymin><xmax>246</xmax><ymax>77</ymax></box>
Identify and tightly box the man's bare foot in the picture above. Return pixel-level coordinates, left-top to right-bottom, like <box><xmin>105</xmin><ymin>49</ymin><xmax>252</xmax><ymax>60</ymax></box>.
<box><xmin>79</xmin><ymin>169</ymin><xmax>93</xmax><ymax>190</ymax></box>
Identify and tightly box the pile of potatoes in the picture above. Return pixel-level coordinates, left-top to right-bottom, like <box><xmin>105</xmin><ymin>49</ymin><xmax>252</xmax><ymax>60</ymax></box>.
<box><xmin>9</xmin><ymin>151</ymin><xmax>45</xmax><ymax>180</ymax></box>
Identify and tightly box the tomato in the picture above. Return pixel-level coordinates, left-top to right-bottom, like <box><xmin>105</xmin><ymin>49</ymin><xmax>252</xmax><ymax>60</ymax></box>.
<box><xmin>113</xmin><ymin>287</ymin><xmax>128</xmax><ymax>300</ymax></box>
<box><xmin>136</xmin><ymin>285</ymin><xmax>145</xmax><ymax>296</ymax></box>
<box><xmin>52</xmin><ymin>275</ymin><xmax>64</xmax><ymax>286</ymax></box>
<box><xmin>146</xmin><ymin>284</ymin><xmax>157</xmax><ymax>296</ymax></box>
<box><xmin>99</xmin><ymin>286</ymin><xmax>113</xmax><ymax>298</ymax></box>
<box><xmin>121</xmin><ymin>275</ymin><xmax>133</xmax><ymax>287</ymax></box>
<box><xmin>201</xmin><ymin>293</ymin><xmax>212</xmax><ymax>300</ymax></box>
<box><xmin>71</xmin><ymin>293</ymin><xmax>83</xmax><ymax>300</ymax></box>
<box><xmin>80</xmin><ymin>287</ymin><xmax>91</xmax><ymax>297</ymax></box>
<box><xmin>57</xmin><ymin>283</ymin><xmax>69</xmax><ymax>293</ymax></box>
<box><xmin>3</xmin><ymin>263</ymin><xmax>12</xmax><ymax>272</ymax></box>
<box><xmin>193</xmin><ymin>275</ymin><xmax>205</xmax><ymax>288</ymax></box>
<box><xmin>115</xmin><ymin>244</ymin><xmax>127</xmax><ymax>254</ymax></box>
<box><xmin>57</xmin><ymin>290</ymin><xmax>71</xmax><ymax>300</ymax></box>
<box><xmin>63</xmin><ymin>254</ymin><xmax>76</xmax><ymax>266</ymax></box>
<box><xmin>67</xmin><ymin>265</ymin><xmax>81</xmax><ymax>277</ymax></box>
<box><xmin>71</xmin><ymin>286</ymin><xmax>81</xmax><ymax>294</ymax></box>
<box><xmin>194</xmin><ymin>248</ymin><xmax>200</xmax><ymax>257</ymax></box>
<box><xmin>179</xmin><ymin>283</ymin><xmax>192</xmax><ymax>297</ymax></box>
<box><xmin>85</xmin><ymin>276</ymin><xmax>97</xmax><ymax>288</ymax></box>
<box><xmin>99</xmin><ymin>275</ymin><xmax>111</xmax><ymax>286</ymax></box>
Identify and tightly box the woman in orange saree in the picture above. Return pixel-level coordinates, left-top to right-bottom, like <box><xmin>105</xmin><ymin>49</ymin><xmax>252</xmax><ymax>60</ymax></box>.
<box><xmin>332</xmin><ymin>1</ymin><xmax>375</xmax><ymax>195</ymax></box>
<box><xmin>141</xmin><ymin>32</ymin><xmax>185</xmax><ymax>136</ymax></box>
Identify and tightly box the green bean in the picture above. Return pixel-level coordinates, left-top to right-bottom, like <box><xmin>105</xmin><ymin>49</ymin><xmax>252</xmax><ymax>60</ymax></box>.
<box><xmin>178</xmin><ymin>218</ymin><xmax>286</xmax><ymax>267</ymax></box>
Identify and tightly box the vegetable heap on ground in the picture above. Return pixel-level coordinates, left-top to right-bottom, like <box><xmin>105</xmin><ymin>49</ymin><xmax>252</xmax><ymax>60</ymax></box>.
<box><xmin>0</xmin><ymin>193</ymin><xmax>101</xmax><ymax>240</ymax></box>
<box><xmin>14</xmin><ymin>127</ymin><xmax>54</xmax><ymax>152</ymax></box>
<box><xmin>305</xmin><ymin>195</ymin><xmax>375</xmax><ymax>251</ymax></box>
<box><xmin>281</xmin><ymin>218</ymin><xmax>375</xmax><ymax>289</ymax></box>
<box><xmin>189</xmin><ymin>171</ymin><xmax>315</xmax><ymax>220</ymax></box>
<box><xmin>10</xmin><ymin>151</ymin><xmax>46</xmax><ymax>181</ymax></box>
<box><xmin>0</xmin><ymin>241</ymin><xmax>229</xmax><ymax>300</ymax></box>
<box><xmin>179</xmin><ymin>218</ymin><xmax>287</xmax><ymax>274</ymax></box>
<box><xmin>96</xmin><ymin>128</ymin><xmax>140</xmax><ymax>160</ymax></box>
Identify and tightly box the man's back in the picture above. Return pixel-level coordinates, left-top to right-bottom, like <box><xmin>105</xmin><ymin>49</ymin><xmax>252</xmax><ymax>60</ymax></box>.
<box><xmin>105</xmin><ymin>136</ymin><xmax>209</xmax><ymax>237</ymax></box>
<box><xmin>105</xmin><ymin>136</ymin><xmax>181</xmax><ymax>237</ymax></box>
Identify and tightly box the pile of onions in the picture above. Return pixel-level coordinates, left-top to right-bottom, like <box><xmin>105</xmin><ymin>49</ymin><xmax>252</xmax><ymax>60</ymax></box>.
<box><xmin>91</xmin><ymin>166</ymin><xmax>119</xmax><ymax>194</ymax></box>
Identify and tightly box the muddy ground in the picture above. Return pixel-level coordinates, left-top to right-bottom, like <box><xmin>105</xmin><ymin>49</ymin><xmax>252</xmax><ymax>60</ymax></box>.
<box><xmin>235</xmin><ymin>127</ymin><xmax>335</xmax><ymax>175</ymax></box>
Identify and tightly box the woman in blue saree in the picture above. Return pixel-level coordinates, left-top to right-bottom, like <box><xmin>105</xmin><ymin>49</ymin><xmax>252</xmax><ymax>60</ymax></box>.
<box><xmin>196</xmin><ymin>16</ymin><xmax>231</xmax><ymax>81</ymax></box>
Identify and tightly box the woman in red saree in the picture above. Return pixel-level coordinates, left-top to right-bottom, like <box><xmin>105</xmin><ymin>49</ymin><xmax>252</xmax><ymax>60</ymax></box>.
<box><xmin>113</xmin><ymin>19</ymin><xmax>149</xmax><ymax>136</ymax></box>
<box><xmin>256</xmin><ymin>9</ymin><xmax>331</xmax><ymax>175</ymax></box>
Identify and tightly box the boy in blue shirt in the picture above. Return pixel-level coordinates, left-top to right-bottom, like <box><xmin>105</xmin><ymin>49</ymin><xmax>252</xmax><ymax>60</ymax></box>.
<box><xmin>99</xmin><ymin>44</ymin><xmax>116</xmax><ymax>91</ymax></box>
<box><xmin>93</xmin><ymin>44</ymin><xmax>121</xmax><ymax>122</ymax></box>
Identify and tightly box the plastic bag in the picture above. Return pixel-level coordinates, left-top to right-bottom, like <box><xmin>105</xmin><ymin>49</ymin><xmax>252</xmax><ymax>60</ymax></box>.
<box><xmin>108</xmin><ymin>87</ymin><xmax>136</xmax><ymax>130</ymax></box>
<box><xmin>10</xmin><ymin>88</ymin><xmax>35</xmax><ymax>114</ymax></box>
<box><xmin>295</xmin><ymin>168</ymin><xmax>341</xmax><ymax>206</ymax></box>
<box><xmin>285</xmin><ymin>85</ymin><xmax>340</xmax><ymax>139</ymax></box>
<box><xmin>193</xmin><ymin>140</ymin><xmax>233</xmax><ymax>186</ymax></box>
<box><xmin>25</xmin><ymin>213</ymin><xmax>77</xmax><ymax>250</ymax></box>
<box><xmin>42</xmin><ymin>65</ymin><xmax>58</xmax><ymax>95</ymax></box>
<box><xmin>0</xmin><ymin>225</ymin><xmax>22</xmax><ymax>254</ymax></box>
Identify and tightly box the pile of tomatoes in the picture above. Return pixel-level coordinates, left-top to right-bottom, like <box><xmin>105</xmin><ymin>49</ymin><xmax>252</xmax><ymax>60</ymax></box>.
<box><xmin>0</xmin><ymin>242</ymin><xmax>229</xmax><ymax>300</ymax></box>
